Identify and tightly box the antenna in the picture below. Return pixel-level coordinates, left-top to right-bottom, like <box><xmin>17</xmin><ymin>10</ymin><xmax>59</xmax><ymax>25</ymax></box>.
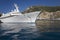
<box><xmin>14</xmin><ymin>3</ymin><xmax>19</xmax><ymax>12</ymax></box>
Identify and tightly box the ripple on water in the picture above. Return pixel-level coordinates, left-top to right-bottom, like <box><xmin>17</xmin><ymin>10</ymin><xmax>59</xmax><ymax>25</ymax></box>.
<box><xmin>0</xmin><ymin>23</ymin><xmax>60</xmax><ymax>40</ymax></box>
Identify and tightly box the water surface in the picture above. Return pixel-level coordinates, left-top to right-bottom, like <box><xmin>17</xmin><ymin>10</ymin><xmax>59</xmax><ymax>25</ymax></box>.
<box><xmin>0</xmin><ymin>22</ymin><xmax>60</xmax><ymax>40</ymax></box>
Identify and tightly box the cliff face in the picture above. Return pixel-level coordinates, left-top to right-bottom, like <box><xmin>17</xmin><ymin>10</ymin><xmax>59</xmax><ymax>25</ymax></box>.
<box><xmin>36</xmin><ymin>11</ymin><xmax>60</xmax><ymax>27</ymax></box>
<box><xmin>38</xmin><ymin>12</ymin><xmax>51</xmax><ymax>19</ymax></box>
<box><xmin>53</xmin><ymin>11</ymin><xmax>60</xmax><ymax>18</ymax></box>
<box><xmin>37</xmin><ymin>11</ymin><xmax>60</xmax><ymax>20</ymax></box>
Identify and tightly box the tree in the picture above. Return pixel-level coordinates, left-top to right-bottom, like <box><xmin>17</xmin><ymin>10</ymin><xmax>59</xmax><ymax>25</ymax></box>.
<box><xmin>0</xmin><ymin>14</ymin><xmax>2</xmax><ymax>17</ymax></box>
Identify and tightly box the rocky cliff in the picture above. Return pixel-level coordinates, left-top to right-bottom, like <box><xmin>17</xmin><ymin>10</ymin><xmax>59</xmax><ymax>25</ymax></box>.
<box><xmin>38</xmin><ymin>11</ymin><xmax>60</xmax><ymax>19</ymax></box>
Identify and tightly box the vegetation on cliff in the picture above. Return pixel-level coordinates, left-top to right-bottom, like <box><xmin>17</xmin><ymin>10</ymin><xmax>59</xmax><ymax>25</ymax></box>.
<box><xmin>23</xmin><ymin>6</ymin><xmax>60</xmax><ymax>13</ymax></box>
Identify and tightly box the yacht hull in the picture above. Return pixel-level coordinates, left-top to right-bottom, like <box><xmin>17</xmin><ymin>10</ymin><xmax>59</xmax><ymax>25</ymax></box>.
<box><xmin>1</xmin><ymin>11</ymin><xmax>40</xmax><ymax>23</ymax></box>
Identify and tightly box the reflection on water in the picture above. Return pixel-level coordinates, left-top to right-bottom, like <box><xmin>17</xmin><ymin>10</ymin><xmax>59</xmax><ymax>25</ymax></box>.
<box><xmin>0</xmin><ymin>22</ymin><xmax>60</xmax><ymax>40</ymax></box>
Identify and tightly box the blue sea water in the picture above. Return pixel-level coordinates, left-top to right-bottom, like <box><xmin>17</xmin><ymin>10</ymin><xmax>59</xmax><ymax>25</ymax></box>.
<box><xmin>0</xmin><ymin>22</ymin><xmax>60</xmax><ymax>40</ymax></box>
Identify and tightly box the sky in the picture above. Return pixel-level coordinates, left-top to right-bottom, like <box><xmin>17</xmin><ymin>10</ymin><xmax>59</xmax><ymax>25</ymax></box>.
<box><xmin>0</xmin><ymin>0</ymin><xmax>60</xmax><ymax>13</ymax></box>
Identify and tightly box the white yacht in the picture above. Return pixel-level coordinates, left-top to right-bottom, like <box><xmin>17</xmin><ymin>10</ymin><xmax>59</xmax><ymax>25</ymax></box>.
<box><xmin>0</xmin><ymin>4</ymin><xmax>41</xmax><ymax>23</ymax></box>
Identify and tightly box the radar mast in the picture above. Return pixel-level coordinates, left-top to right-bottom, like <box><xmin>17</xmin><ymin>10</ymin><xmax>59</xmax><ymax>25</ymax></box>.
<box><xmin>14</xmin><ymin>3</ymin><xmax>19</xmax><ymax>12</ymax></box>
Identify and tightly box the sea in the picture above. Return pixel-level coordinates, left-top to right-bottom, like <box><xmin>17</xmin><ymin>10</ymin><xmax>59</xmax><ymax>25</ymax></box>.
<box><xmin>0</xmin><ymin>22</ymin><xmax>60</xmax><ymax>40</ymax></box>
